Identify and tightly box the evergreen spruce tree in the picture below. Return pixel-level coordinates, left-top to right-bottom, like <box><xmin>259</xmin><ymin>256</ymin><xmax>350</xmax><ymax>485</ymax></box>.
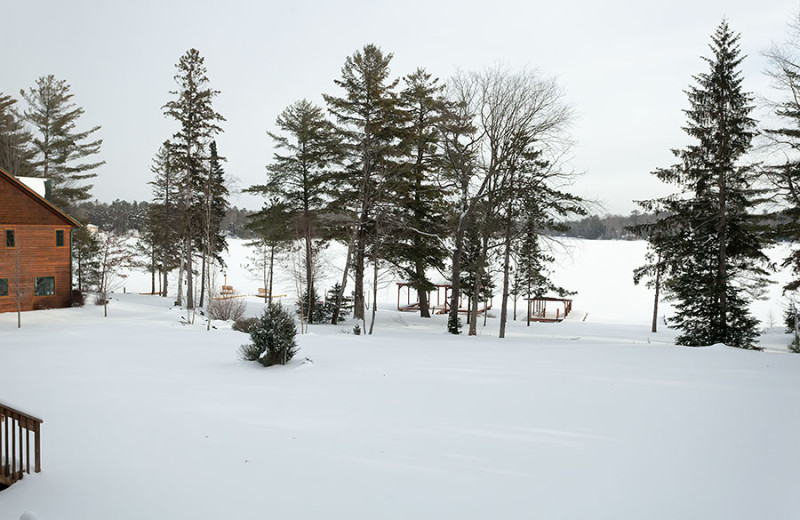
<box><xmin>20</xmin><ymin>75</ymin><xmax>104</xmax><ymax>210</ymax></box>
<box><xmin>635</xmin><ymin>21</ymin><xmax>770</xmax><ymax>349</ymax></box>
<box><xmin>239</xmin><ymin>304</ymin><xmax>299</xmax><ymax>367</ymax></box>
<box><xmin>323</xmin><ymin>44</ymin><xmax>406</xmax><ymax>323</ymax></box>
<box><xmin>163</xmin><ymin>49</ymin><xmax>225</xmax><ymax>309</ymax></box>
<box><xmin>0</xmin><ymin>92</ymin><xmax>36</xmax><ymax>177</ymax></box>
<box><xmin>514</xmin><ymin>191</ymin><xmax>578</xmax><ymax>326</ymax></box>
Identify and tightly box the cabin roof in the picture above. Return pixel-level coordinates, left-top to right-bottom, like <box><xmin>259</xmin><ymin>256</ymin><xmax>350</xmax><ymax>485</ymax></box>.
<box><xmin>0</xmin><ymin>167</ymin><xmax>81</xmax><ymax>227</ymax></box>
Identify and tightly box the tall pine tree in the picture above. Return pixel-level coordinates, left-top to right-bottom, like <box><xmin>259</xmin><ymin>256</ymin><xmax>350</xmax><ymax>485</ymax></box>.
<box><xmin>635</xmin><ymin>21</ymin><xmax>770</xmax><ymax>349</ymax></box>
<box><xmin>249</xmin><ymin>99</ymin><xmax>341</xmax><ymax>323</ymax></box>
<box><xmin>382</xmin><ymin>68</ymin><xmax>450</xmax><ymax>318</ymax></box>
<box><xmin>323</xmin><ymin>44</ymin><xmax>406</xmax><ymax>323</ymax></box>
<box><xmin>163</xmin><ymin>49</ymin><xmax>225</xmax><ymax>309</ymax></box>
<box><xmin>20</xmin><ymin>75</ymin><xmax>104</xmax><ymax>210</ymax></box>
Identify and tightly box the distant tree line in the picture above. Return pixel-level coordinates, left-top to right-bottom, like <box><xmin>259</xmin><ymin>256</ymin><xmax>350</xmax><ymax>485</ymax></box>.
<box><xmin>68</xmin><ymin>199</ymin><xmax>254</xmax><ymax>237</ymax></box>
<box><xmin>559</xmin><ymin>212</ymin><xmax>658</xmax><ymax>240</ymax></box>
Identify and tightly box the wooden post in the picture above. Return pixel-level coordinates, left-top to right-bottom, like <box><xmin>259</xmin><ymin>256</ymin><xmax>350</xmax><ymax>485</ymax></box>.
<box><xmin>11</xmin><ymin>415</ymin><xmax>16</xmax><ymax>477</ymax></box>
<box><xmin>34</xmin><ymin>422</ymin><xmax>41</xmax><ymax>473</ymax></box>
<box><xmin>26</xmin><ymin>427</ymin><xmax>30</xmax><ymax>474</ymax></box>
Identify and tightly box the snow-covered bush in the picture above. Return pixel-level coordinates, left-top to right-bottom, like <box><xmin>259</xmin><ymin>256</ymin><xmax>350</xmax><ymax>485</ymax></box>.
<box><xmin>209</xmin><ymin>296</ymin><xmax>247</xmax><ymax>321</ymax></box>
<box><xmin>239</xmin><ymin>304</ymin><xmax>298</xmax><ymax>366</ymax></box>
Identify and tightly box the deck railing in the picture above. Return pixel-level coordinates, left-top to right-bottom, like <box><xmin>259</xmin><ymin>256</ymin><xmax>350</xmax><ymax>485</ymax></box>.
<box><xmin>0</xmin><ymin>403</ymin><xmax>43</xmax><ymax>486</ymax></box>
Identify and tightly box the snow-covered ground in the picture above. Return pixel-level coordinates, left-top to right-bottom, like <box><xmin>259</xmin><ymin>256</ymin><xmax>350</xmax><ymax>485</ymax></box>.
<box><xmin>1</xmin><ymin>239</ymin><xmax>799</xmax><ymax>519</ymax></box>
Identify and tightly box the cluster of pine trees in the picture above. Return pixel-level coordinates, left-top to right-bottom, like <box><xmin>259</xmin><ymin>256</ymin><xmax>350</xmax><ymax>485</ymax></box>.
<box><xmin>242</xmin><ymin>44</ymin><xmax>586</xmax><ymax>337</ymax></box>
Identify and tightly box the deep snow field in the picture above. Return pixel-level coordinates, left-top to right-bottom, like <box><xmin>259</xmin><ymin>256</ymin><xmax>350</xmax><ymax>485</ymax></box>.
<box><xmin>1</xmin><ymin>238</ymin><xmax>799</xmax><ymax>519</ymax></box>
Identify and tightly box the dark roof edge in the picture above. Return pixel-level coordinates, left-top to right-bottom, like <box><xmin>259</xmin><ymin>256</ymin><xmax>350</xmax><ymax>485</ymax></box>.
<box><xmin>0</xmin><ymin>168</ymin><xmax>82</xmax><ymax>228</ymax></box>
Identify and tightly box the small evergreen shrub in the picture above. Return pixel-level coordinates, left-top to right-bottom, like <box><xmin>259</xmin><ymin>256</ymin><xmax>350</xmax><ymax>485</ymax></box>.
<box><xmin>785</xmin><ymin>305</ymin><xmax>798</xmax><ymax>334</ymax></box>
<box><xmin>239</xmin><ymin>304</ymin><xmax>298</xmax><ymax>366</ymax></box>
<box><xmin>71</xmin><ymin>289</ymin><xmax>86</xmax><ymax>307</ymax></box>
<box><xmin>324</xmin><ymin>283</ymin><xmax>352</xmax><ymax>323</ymax></box>
<box><xmin>296</xmin><ymin>284</ymin><xmax>353</xmax><ymax>324</ymax></box>
<box><xmin>232</xmin><ymin>316</ymin><xmax>259</xmax><ymax>333</ymax></box>
<box><xmin>296</xmin><ymin>287</ymin><xmax>326</xmax><ymax>323</ymax></box>
<box><xmin>785</xmin><ymin>305</ymin><xmax>800</xmax><ymax>353</ymax></box>
<box><xmin>209</xmin><ymin>297</ymin><xmax>247</xmax><ymax>321</ymax></box>
<box><xmin>448</xmin><ymin>314</ymin><xmax>462</xmax><ymax>335</ymax></box>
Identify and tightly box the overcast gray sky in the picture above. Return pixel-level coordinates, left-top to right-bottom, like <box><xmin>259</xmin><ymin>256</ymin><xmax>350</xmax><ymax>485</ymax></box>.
<box><xmin>2</xmin><ymin>0</ymin><xmax>796</xmax><ymax>214</ymax></box>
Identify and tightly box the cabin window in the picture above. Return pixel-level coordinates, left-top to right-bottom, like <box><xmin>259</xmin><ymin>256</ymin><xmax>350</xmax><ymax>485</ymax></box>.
<box><xmin>34</xmin><ymin>276</ymin><xmax>56</xmax><ymax>297</ymax></box>
<box><xmin>0</xmin><ymin>278</ymin><xmax>7</xmax><ymax>297</ymax></box>
<box><xmin>5</xmin><ymin>229</ymin><xmax>14</xmax><ymax>248</ymax></box>
<box><xmin>56</xmin><ymin>229</ymin><xmax>65</xmax><ymax>247</ymax></box>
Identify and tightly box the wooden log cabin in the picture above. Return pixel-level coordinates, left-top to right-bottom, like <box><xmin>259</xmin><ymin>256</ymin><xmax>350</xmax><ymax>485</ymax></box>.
<box><xmin>0</xmin><ymin>168</ymin><xmax>80</xmax><ymax>313</ymax></box>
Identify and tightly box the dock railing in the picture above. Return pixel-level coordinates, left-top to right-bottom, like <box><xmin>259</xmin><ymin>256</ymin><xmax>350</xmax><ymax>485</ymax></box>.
<box><xmin>0</xmin><ymin>403</ymin><xmax>43</xmax><ymax>486</ymax></box>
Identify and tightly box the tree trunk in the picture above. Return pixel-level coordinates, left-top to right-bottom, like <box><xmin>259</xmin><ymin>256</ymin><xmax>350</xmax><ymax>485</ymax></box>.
<box><xmin>717</xmin><ymin>171</ymin><xmax>728</xmax><ymax>341</ymax></box>
<box><xmin>415</xmin><ymin>259</ymin><xmax>431</xmax><ymax>318</ymax></box>
<box><xmin>305</xmin><ymin>231</ymin><xmax>314</xmax><ymax>324</ymax></box>
<box><xmin>332</xmin><ymin>230</ymin><xmax>356</xmax><ymax>324</ymax></box>
<box><xmin>267</xmin><ymin>244</ymin><xmax>274</xmax><ymax>305</ymax></box>
<box><xmin>369</xmin><ymin>261</ymin><xmax>379</xmax><ymax>334</ymax></box>
<box><xmin>177</xmin><ymin>243</ymin><xmax>185</xmax><ymax>306</ymax></box>
<box><xmin>185</xmin><ymin>237</ymin><xmax>194</xmax><ymax>309</ymax></box>
<box><xmin>469</xmin><ymin>234</ymin><xmax>490</xmax><ymax>336</ymax></box>
<box><xmin>651</xmin><ymin>255</ymin><xmax>662</xmax><ymax>333</ymax></box>
<box><xmin>499</xmin><ymin>223</ymin><xmax>513</xmax><ymax>339</ymax></box>
<box><xmin>469</xmin><ymin>273</ymin><xmax>482</xmax><ymax>336</ymax></box>
<box><xmin>447</xmin><ymin>219</ymin><xmax>466</xmax><ymax>334</ymax></box>
<box><xmin>162</xmin><ymin>263</ymin><xmax>169</xmax><ymax>299</ymax></box>
<box><xmin>353</xmin><ymin>225</ymin><xmax>366</xmax><ymax>321</ymax></box>
<box><xmin>206</xmin><ymin>257</ymin><xmax>213</xmax><ymax>331</ymax></box>
<box><xmin>150</xmin><ymin>246</ymin><xmax>156</xmax><ymax>295</ymax></box>
<box><xmin>199</xmin><ymin>253</ymin><xmax>207</xmax><ymax>308</ymax></box>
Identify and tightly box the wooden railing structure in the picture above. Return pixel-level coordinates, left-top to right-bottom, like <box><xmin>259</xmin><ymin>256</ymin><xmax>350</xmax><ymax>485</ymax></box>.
<box><xmin>0</xmin><ymin>403</ymin><xmax>43</xmax><ymax>487</ymax></box>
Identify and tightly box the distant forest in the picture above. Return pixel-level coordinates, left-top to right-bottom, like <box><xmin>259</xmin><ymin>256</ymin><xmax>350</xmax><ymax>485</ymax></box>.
<box><xmin>75</xmin><ymin>198</ymin><xmax>663</xmax><ymax>241</ymax></box>
<box><xmin>72</xmin><ymin>200</ymin><xmax>254</xmax><ymax>238</ymax></box>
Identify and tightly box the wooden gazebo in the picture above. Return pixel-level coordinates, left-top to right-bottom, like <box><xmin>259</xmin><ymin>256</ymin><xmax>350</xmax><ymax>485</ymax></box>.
<box><xmin>527</xmin><ymin>297</ymin><xmax>573</xmax><ymax>323</ymax></box>
<box><xmin>396</xmin><ymin>283</ymin><xmax>492</xmax><ymax>315</ymax></box>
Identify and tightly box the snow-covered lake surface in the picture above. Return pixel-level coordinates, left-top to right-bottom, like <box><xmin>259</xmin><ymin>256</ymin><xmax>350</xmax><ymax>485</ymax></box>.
<box><xmin>1</xmin><ymin>238</ymin><xmax>798</xmax><ymax>519</ymax></box>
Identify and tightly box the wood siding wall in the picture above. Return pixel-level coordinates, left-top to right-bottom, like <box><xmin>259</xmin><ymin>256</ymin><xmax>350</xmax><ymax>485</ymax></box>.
<box><xmin>0</xmin><ymin>225</ymin><xmax>72</xmax><ymax>312</ymax></box>
<box><xmin>0</xmin><ymin>186</ymin><xmax>69</xmax><ymax>227</ymax></box>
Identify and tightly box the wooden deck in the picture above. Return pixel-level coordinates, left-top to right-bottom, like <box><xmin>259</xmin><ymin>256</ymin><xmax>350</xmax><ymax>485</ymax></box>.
<box><xmin>1</xmin><ymin>403</ymin><xmax>43</xmax><ymax>487</ymax></box>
